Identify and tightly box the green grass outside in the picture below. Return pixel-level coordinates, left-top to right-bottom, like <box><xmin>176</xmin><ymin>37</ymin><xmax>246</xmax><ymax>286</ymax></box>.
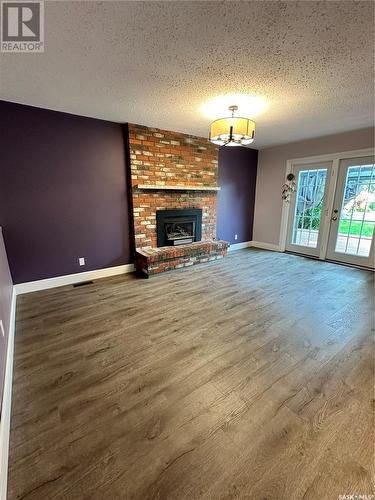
<box><xmin>338</xmin><ymin>219</ymin><xmax>375</xmax><ymax>237</ymax></box>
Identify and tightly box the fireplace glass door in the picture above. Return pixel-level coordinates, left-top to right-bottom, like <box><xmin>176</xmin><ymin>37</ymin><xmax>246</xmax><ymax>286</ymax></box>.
<box><xmin>156</xmin><ymin>208</ymin><xmax>202</xmax><ymax>247</ymax></box>
<box><xmin>165</xmin><ymin>220</ymin><xmax>196</xmax><ymax>245</ymax></box>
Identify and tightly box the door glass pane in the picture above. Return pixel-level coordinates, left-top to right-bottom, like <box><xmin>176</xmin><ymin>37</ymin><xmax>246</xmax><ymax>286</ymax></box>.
<box><xmin>291</xmin><ymin>169</ymin><xmax>327</xmax><ymax>247</ymax></box>
<box><xmin>335</xmin><ymin>164</ymin><xmax>375</xmax><ymax>257</ymax></box>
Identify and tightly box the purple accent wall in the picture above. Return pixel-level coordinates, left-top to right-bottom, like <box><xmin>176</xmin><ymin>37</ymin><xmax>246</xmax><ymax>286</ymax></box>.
<box><xmin>0</xmin><ymin>100</ymin><xmax>132</xmax><ymax>284</ymax></box>
<box><xmin>217</xmin><ymin>146</ymin><xmax>258</xmax><ymax>244</ymax></box>
<box><xmin>0</xmin><ymin>228</ymin><xmax>13</xmax><ymax>410</ymax></box>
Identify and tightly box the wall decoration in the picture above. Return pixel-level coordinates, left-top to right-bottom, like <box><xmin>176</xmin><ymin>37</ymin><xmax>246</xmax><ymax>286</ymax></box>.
<box><xmin>282</xmin><ymin>172</ymin><xmax>296</xmax><ymax>202</ymax></box>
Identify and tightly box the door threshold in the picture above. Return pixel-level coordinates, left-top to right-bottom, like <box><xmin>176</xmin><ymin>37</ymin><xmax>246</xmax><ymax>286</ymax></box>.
<box><xmin>285</xmin><ymin>251</ymin><xmax>374</xmax><ymax>271</ymax></box>
<box><xmin>285</xmin><ymin>251</ymin><xmax>320</xmax><ymax>261</ymax></box>
<box><xmin>325</xmin><ymin>259</ymin><xmax>374</xmax><ymax>272</ymax></box>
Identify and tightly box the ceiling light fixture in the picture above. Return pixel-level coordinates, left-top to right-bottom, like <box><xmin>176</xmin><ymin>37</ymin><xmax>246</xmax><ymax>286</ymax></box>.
<box><xmin>208</xmin><ymin>105</ymin><xmax>255</xmax><ymax>147</ymax></box>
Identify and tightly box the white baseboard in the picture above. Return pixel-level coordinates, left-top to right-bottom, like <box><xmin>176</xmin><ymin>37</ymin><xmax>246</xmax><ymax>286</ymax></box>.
<box><xmin>228</xmin><ymin>241</ymin><xmax>282</xmax><ymax>252</ymax></box>
<box><xmin>250</xmin><ymin>241</ymin><xmax>281</xmax><ymax>252</ymax></box>
<box><xmin>0</xmin><ymin>287</ymin><xmax>16</xmax><ymax>500</ymax></box>
<box><xmin>228</xmin><ymin>241</ymin><xmax>253</xmax><ymax>252</ymax></box>
<box><xmin>15</xmin><ymin>263</ymin><xmax>135</xmax><ymax>295</ymax></box>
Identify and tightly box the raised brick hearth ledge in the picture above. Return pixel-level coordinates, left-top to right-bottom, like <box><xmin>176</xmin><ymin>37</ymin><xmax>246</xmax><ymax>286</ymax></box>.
<box><xmin>135</xmin><ymin>240</ymin><xmax>229</xmax><ymax>277</ymax></box>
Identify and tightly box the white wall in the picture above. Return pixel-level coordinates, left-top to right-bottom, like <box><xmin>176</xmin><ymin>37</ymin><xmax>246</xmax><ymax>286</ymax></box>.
<box><xmin>253</xmin><ymin>127</ymin><xmax>375</xmax><ymax>246</ymax></box>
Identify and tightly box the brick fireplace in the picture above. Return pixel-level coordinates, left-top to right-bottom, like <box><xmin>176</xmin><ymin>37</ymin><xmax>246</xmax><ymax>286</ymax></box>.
<box><xmin>127</xmin><ymin>123</ymin><xmax>229</xmax><ymax>275</ymax></box>
<box><xmin>128</xmin><ymin>123</ymin><xmax>220</xmax><ymax>248</ymax></box>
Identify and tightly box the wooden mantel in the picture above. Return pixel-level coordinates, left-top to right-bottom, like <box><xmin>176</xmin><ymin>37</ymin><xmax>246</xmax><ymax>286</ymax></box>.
<box><xmin>136</xmin><ymin>184</ymin><xmax>221</xmax><ymax>191</ymax></box>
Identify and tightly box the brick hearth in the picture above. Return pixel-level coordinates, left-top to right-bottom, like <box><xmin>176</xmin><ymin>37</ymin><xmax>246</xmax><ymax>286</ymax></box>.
<box><xmin>135</xmin><ymin>240</ymin><xmax>230</xmax><ymax>277</ymax></box>
<box><xmin>128</xmin><ymin>123</ymin><xmax>219</xmax><ymax>250</ymax></box>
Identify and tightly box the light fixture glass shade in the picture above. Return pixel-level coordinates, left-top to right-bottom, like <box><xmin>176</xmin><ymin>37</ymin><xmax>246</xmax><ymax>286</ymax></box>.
<box><xmin>209</xmin><ymin>116</ymin><xmax>255</xmax><ymax>146</ymax></box>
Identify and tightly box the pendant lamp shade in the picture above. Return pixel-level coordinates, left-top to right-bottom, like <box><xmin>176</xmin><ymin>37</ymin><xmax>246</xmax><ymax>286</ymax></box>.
<box><xmin>209</xmin><ymin>106</ymin><xmax>255</xmax><ymax>146</ymax></box>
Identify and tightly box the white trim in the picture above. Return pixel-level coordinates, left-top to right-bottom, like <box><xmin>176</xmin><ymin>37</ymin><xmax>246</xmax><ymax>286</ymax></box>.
<box><xmin>285</xmin><ymin>148</ymin><xmax>375</xmax><ymax>165</ymax></box>
<box><xmin>251</xmin><ymin>241</ymin><xmax>281</xmax><ymax>252</ymax></box>
<box><xmin>319</xmin><ymin>158</ymin><xmax>339</xmax><ymax>260</ymax></box>
<box><xmin>228</xmin><ymin>241</ymin><xmax>253</xmax><ymax>251</ymax></box>
<box><xmin>279</xmin><ymin>156</ymin><xmax>293</xmax><ymax>252</ymax></box>
<box><xmin>0</xmin><ymin>287</ymin><xmax>16</xmax><ymax>500</ymax></box>
<box><xmin>15</xmin><ymin>264</ymin><xmax>135</xmax><ymax>295</ymax></box>
<box><xmin>279</xmin><ymin>148</ymin><xmax>375</xmax><ymax>251</ymax></box>
<box><xmin>228</xmin><ymin>240</ymin><xmax>282</xmax><ymax>252</ymax></box>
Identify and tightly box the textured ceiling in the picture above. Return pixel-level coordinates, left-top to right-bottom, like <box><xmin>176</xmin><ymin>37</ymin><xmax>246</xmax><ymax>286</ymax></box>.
<box><xmin>0</xmin><ymin>0</ymin><xmax>374</xmax><ymax>147</ymax></box>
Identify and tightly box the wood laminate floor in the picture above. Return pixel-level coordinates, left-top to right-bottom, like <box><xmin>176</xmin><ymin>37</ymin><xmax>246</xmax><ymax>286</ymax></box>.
<box><xmin>8</xmin><ymin>249</ymin><xmax>375</xmax><ymax>500</ymax></box>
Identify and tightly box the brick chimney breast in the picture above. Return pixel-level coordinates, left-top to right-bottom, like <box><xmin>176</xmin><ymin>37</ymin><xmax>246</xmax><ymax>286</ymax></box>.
<box><xmin>128</xmin><ymin>123</ymin><xmax>219</xmax><ymax>250</ymax></box>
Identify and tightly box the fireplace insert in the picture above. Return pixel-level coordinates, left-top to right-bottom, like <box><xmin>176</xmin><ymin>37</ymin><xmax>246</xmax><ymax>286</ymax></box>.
<box><xmin>156</xmin><ymin>208</ymin><xmax>202</xmax><ymax>247</ymax></box>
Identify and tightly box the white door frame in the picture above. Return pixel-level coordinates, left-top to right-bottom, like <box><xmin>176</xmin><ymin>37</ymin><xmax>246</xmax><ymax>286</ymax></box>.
<box><xmin>279</xmin><ymin>148</ymin><xmax>375</xmax><ymax>261</ymax></box>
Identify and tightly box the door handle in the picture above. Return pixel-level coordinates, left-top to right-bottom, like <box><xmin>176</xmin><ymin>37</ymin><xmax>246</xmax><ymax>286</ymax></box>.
<box><xmin>331</xmin><ymin>208</ymin><xmax>339</xmax><ymax>221</ymax></box>
<box><xmin>331</xmin><ymin>216</ymin><xmax>338</xmax><ymax>221</ymax></box>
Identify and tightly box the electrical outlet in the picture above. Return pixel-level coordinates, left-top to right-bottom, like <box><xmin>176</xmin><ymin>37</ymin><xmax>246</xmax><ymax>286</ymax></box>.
<box><xmin>79</xmin><ymin>257</ymin><xmax>85</xmax><ymax>266</ymax></box>
<box><xmin>234</xmin><ymin>234</ymin><xmax>238</xmax><ymax>240</ymax></box>
<box><xmin>0</xmin><ymin>320</ymin><xmax>4</xmax><ymax>337</ymax></box>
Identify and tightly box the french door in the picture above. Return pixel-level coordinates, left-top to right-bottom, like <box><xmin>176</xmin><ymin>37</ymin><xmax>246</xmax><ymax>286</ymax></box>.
<box><xmin>285</xmin><ymin>161</ymin><xmax>332</xmax><ymax>257</ymax></box>
<box><xmin>286</xmin><ymin>155</ymin><xmax>375</xmax><ymax>269</ymax></box>
<box><xmin>326</xmin><ymin>156</ymin><xmax>375</xmax><ymax>268</ymax></box>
